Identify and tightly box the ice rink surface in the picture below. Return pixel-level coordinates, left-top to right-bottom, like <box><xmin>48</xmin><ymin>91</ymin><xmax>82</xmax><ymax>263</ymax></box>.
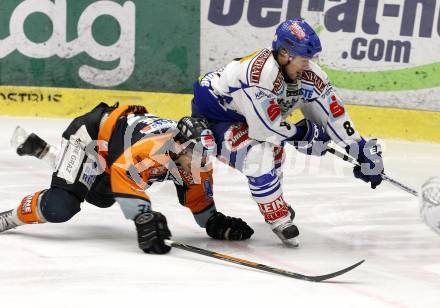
<box><xmin>0</xmin><ymin>116</ymin><xmax>439</xmax><ymax>308</ymax></box>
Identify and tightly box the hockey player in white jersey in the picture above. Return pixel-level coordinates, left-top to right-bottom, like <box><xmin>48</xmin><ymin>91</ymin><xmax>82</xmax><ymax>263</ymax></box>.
<box><xmin>191</xmin><ymin>18</ymin><xmax>384</xmax><ymax>245</ymax></box>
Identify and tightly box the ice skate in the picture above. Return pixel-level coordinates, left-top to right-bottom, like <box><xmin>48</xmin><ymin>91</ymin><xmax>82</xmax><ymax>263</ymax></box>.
<box><xmin>271</xmin><ymin>216</ymin><xmax>299</xmax><ymax>247</ymax></box>
<box><xmin>0</xmin><ymin>210</ymin><xmax>19</xmax><ymax>233</ymax></box>
<box><xmin>11</xmin><ymin>126</ymin><xmax>50</xmax><ymax>158</ymax></box>
<box><xmin>10</xmin><ymin>126</ymin><xmax>59</xmax><ymax>170</ymax></box>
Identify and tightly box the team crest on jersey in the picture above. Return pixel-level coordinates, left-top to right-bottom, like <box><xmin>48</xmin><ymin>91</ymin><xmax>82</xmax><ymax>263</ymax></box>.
<box><xmin>301</xmin><ymin>70</ymin><xmax>326</xmax><ymax>94</ymax></box>
<box><xmin>224</xmin><ymin>123</ymin><xmax>251</xmax><ymax>152</ymax></box>
<box><xmin>289</xmin><ymin>22</ymin><xmax>305</xmax><ymax>40</ymax></box>
<box><xmin>250</xmin><ymin>49</ymin><xmax>271</xmax><ymax>83</ymax></box>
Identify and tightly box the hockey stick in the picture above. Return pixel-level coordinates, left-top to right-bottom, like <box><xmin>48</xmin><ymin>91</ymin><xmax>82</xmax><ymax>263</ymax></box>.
<box><xmin>325</xmin><ymin>146</ymin><xmax>440</xmax><ymax>237</ymax></box>
<box><xmin>326</xmin><ymin>146</ymin><xmax>419</xmax><ymax>197</ymax></box>
<box><xmin>165</xmin><ymin>239</ymin><xmax>364</xmax><ymax>282</ymax></box>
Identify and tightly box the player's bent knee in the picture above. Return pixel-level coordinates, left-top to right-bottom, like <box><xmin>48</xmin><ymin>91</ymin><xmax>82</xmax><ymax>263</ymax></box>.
<box><xmin>242</xmin><ymin>143</ymin><xmax>275</xmax><ymax>177</ymax></box>
<box><xmin>40</xmin><ymin>188</ymin><xmax>81</xmax><ymax>223</ymax></box>
<box><xmin>85</xmin><ymin>175</ymin><xmax>115</xmax><ymax>208</ymax></box>
<box><xmin>85</xmin><ymin>190</ymin><xmax>115</xmax><ymax>208</ymax></box>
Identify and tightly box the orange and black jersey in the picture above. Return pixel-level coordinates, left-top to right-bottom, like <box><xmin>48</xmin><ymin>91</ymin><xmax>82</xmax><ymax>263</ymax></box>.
<box><xmin>101</xmin><ymin>110</ymin><xmax>215</xmax><ymax>216</ymax></box>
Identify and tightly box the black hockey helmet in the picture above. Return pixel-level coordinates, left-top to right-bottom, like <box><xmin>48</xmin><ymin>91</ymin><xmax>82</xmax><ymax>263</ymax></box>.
<box><xmin>174</xmin><ymin>116</ymin><xmax>216</xmax><ymax>156</ymax></box>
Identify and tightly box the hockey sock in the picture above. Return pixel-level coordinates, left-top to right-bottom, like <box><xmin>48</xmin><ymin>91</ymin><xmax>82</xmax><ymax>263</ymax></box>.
<box><xmin>15</xmin><ymin>190</ymin><xmax>47</xmax><ymax>225</ymax></box>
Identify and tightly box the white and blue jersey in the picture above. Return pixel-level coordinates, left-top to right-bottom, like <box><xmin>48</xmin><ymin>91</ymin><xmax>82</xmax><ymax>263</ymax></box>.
<box><xmin>192</xmin><ymin>48</ymin><xmax>362</xmax><ymax>147</ymax></box>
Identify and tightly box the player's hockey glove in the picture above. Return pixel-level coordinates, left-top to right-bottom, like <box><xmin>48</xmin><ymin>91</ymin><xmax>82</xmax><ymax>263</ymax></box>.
<box><xmin>347</xmin><ymin>138</ymin><xmax>384</xmax><ymax>189</ymax></box>
<box><xmin>290</xmin><ymin>119</ymin><xmax>330</xmax><ymax>156</ymax></box>
<box><xmin>134</xmin><ymin>211</ymin><xmax>172</xmax><ymax>254</ymax></box>
<box><xmin>206</xmin><ymin>212</ymin><xmax>254</xmax><ymax>240</ymax></box>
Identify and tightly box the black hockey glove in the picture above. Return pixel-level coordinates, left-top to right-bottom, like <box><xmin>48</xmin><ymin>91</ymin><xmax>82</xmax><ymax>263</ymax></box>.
<box><xmin>347</xmin><ymin>139</ymin><xmax>384</xmax><ymax>189</ymax></box>
<box><xmin>290</xmin><ymin>119</ymin><xmax>330</xmax><ymax>156</ymax></box>
<box><xmin>206</xmin><ymin>212</ymin><xmax>254</xmax><ymax>240</ymax></box>
<box><xmin>134</xmin><ymin>211</ymin><xmax>172</xmax><ymax>254</ymax></box>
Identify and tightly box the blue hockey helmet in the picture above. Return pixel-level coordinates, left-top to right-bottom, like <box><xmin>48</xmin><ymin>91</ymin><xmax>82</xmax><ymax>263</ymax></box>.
<box><xmin>272</xmin><ymin>19</ymin><xmax>322</xmax><ymax>59</ymax></box>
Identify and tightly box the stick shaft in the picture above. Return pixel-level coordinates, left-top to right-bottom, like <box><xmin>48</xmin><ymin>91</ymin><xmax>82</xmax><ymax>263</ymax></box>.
<box><xmin>327</xmin><ymin>146</ymin><xmax>419</xmax><ymax>197</ymax></box>
<box><xmin>164</xmin><ymin>239</ymin><xmax>364</xmax><ymax>282</ymax></box>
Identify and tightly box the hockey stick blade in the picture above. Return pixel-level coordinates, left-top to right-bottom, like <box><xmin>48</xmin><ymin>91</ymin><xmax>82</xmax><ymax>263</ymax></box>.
<box><xmin>165</xmin><ymin>240</ymin><xmax>364</xmax><ymax>282</ymax></box>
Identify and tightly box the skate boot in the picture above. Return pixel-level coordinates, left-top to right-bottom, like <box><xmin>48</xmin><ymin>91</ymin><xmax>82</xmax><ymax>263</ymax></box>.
<box><xmin>270</xmin><ymin>215</ymin><xmax>300</xmax><ymax>247</ymax></box>
<box><xmin>0</xmin><ymin>210</ymin><xmax>19</xmax><ymax>232</ymax></box>
<box><xmin>11</xmin><ymin>126</ymin><xmax>59</xmax><ymax>170</ymax></box>
<box><xmin>11</xmin><ymin>126</ymin><xmax>50</xmax><ymax>158</ymax></box>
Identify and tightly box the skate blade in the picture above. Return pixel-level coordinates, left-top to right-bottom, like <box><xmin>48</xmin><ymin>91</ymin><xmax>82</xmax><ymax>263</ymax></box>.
<box><xmin>10</xmin><ymin>126</ymin><xmax>29</xmax><ymax>149</ymax></box>
<box><xmin>282</xmin><ymin>238</ymin><xmax>299</xmax><ymax>248</ymax></box>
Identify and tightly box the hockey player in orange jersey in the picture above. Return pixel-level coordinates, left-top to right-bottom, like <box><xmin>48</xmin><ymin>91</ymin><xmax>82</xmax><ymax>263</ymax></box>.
<box><xmin>0</xmin><ymin>103</ymin><xmax>254</xmax><ymax>253</ymax></box>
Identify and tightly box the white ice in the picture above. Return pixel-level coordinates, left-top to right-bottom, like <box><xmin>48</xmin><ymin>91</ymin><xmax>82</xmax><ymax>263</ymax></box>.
<box><xmin>0</xmin><ymin>116</ymin><xmax>439</xmax><ymax>308</ymax></box>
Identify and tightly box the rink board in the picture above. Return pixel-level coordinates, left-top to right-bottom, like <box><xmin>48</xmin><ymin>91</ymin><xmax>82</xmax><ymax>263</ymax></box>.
<box><xmin>0</xmin><ymin>85</ymin><xmax>439</xmax><ymax>143</ymax></box>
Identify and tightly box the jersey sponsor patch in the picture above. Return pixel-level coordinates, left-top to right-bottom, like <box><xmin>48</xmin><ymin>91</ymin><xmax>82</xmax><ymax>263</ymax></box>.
<box><xmin>301</xmin><ymin>84</ymin><xmax>314</xmax><ymax>99</ymax></box>
<box><xmin>250</xmin><ymin>49</ymin><xmax>271</xmax><ymax>83</ymax></box>
<box><xmin>57</xmin><ymin>139</ymin><xmax>85</xmax><ymax>184</ymax></box>
<box><xmin>301</xmin><ymin>70</ymin><xmax>326</xmax><ymax>94</ymax></box>
<box><xmin>79</xmin><ymin>160</ymin><xmax>98</xmax><ymax>189</ymax></box>
<box><xmin>262</xmin><ymin>97</ymin><xmax>281</xmax><ymax>122</ymax></box>
<box><xmin>328</xmin><ymin>95</ymin><xmax>345</xmax><ymax>118</ymax></box>
<box><xmin>272</xmin><ymin>70</ymin><xmax>284</xmax><ymax>94</ymax></box>
<box><xmin>224</xmin><ymin>123</ymin><xmax>252</xmax><ymax>152</ymax></box>
<box><xmin>254</xmin><ymin>89</ymin><xmax>266</xmax><ymax>100</ymax></box>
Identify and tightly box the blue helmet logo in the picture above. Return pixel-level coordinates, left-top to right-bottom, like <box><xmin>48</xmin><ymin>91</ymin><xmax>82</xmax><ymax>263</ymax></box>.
<box><xmin>272</xmin><ymin>18</ymin><xmax>322</xmax><ymax>59</ymax></box>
